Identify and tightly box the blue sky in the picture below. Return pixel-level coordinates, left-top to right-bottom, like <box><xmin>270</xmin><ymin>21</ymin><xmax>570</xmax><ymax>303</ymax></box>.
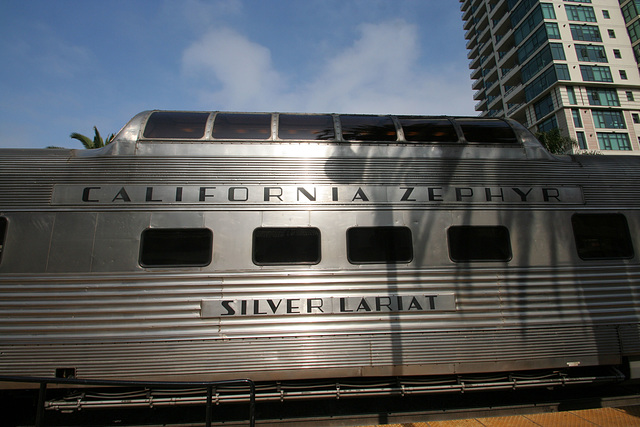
<box><xmin>0</xmin><ymin>0</ymin><xmax>477</xmax><ymax>149</ymax></box>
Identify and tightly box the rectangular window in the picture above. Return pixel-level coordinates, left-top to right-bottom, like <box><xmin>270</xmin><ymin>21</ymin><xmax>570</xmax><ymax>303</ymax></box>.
<box><xmin>627</xmin><ymin>91</ymin><xmax>635</xmax><ymax>102</ymax></box>
<box><xmin>448</xmin><ymin>226</ymin><xmax>512</xmax><ymax>262</ymax></box>
<box><xmin>587</xmin><ymin>88</ymin><xmax>620</xmax><ymax>106</ymax></box>
<box><xmin>580</xmin><ymin>65</ymin><xmax>613</xmax><ymax>82</ymax></box>
<box><xmin>565</xmin><ymin>5</ymin><xmax>597</xmax><ymax>22</ymax></box>
<box><xmin>570</xmin><ymin>24</ymin><xmax>602</xmax><ymax>42</ymax></box>
<box><xmin>278</xmin><ymin>114</ymin><xmax>335</xmax><ymax>140</ymax></box>
<box><xmin>609</xmin><ymin>29</ymin><xmax>617</xmax><ymax>38</ymax></box>
<box><xmin>614</xmin><ymin>49</ymin><xmax>622</xmax><ymax>59</ymax></box>
<box><xmin>546</xmin><ymin>22</ymin><xmax>561</xmax><ymax>39</ymax></box>
<box><xmin>622</xmin><ymin>1</ymin><xmax>640</xmax><ymax>23</ymax></box>
<box><xmin>597</xmin><ymin>132</ymin><xmax>632</xmax><ymax>150</ymax></box>
<box><xmin>593</xmin><ymin>110</ymin><xmax>626</xmax><ymax>129</ymax></box>
<box><xmin>620</xmin><ymin>70</ymin><xmax>628</xmax><ymax>80</ymax></box>
<box><xmin>347</xmin><ymin>227</ymin><xmax>413</xmax><ymax>264</ymax></box>
<box><xmin>576</xmin><ymin>131</ymin><xmax>587</xmax><ymax>149</ymax></box>
<box><xmin>0</xmin><ymin>217</ymin><xmax>6</xmax><ymax>264</ymax></box>
<box><xmin>398</xmin><ymin>117</ymin><xmax>458</xmax><ymax>142</ymax></box>
<box><xmin>457</xmin><ymin>119</ymin><xmax>517</xmax><ymax>144</ymax></box>
<box><xmin>212</xmin><ymin>113</ymin><xmax>272</xmax><ymax>140</ymax></box>
<box><xmin>633</xmin><ymin>114</ymin><xmax>640</xmax><ymax>124</ymax></box>
<box><xmin>534</xmin><ymin>94</ymin><xmax>555</xmax><ymax>120</ymax></box>
<box><xmin>575</xmin><ymin>44</ymin><xmax>608</xmax><ymax>62</ymax></box>
<box><xmin>143</xmin><ymin>111</ymin><xmax>210</xmax><ymax>139</ymax></box>
<box><xmin>253</xmin><ymin>228</ymin><xmax>320</xmax><ymax>265</ymax></box>
<box><xmin>140</xmin><ymin>228</ymin><xmax>213</xmax><ymax>267</ymax></box>
<box><xmin>567</xmin><ymin>86</ymin><xmax>577</xmax><ymax>104</ymax></box>
<box><xmin>572</xmin><ymin>109</ymin><xmax>583</xmax><ymax>127</ymax></box>
<box><xmin>602</xmin><ymin>10</ymin><xmax>610</xmax><ymax>19</ymax></box>
<box><xmin>340</xmin><ymin>115</ymin><xmax>397</xmax><ymax>142</ymax></box>
<box><xmin>572</xmin><ymin>214</ymin><xmax>634</xmax><ymax>260</ymax></box>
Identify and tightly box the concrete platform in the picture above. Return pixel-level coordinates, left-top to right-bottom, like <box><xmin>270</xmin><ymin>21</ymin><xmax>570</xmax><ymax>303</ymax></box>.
<box><xmin>362</xmin><ymin>406</ymin><xmax>640</xmax><ymax>426</ymax></box>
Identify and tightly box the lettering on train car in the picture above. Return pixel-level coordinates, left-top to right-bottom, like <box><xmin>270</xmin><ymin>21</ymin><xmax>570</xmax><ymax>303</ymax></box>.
<box><xmin>201</xmin><ymin>294</ymin><xmax>456</xmax><ymax>318</ymax></box>
<box><xmin>52</xmin><ymin>184</ymin><xmax>584</xmax><ymax>205</ymax></box>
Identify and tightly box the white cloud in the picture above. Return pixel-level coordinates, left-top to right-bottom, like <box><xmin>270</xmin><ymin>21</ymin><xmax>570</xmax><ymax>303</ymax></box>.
<box><xmin>182</xmin><ymin>27</ymin><xmax>288</xmax><ymax>110</ymax></box>
<box><xmin>181</xmin><ymin>20</ymin><xmax>476</xmax><ymax>115</ymax></box>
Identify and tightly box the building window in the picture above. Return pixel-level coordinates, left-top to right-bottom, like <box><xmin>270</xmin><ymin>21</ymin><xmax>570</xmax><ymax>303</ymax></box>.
<box><xmin>608</xmin><ymin>29</ymin><xmax>616</xmax><ymax>38</ymax></box>
<box><xmin>546</xmin><ymin>22</ymin><xmax>561</xmax><ymax>39</ymax></box>
<box><xmin>575</xmin><ymin>44</ymin><xmax>608</xmax><ymax>63</ymax></box>
<box><xmin>620</xmin><ymin>70</ymin><xmax>628</xmax><ymax>80</ymax></box>
<box><xmin>576</xmin><ymin>131</ymin><xmax>587</xmax><ymax>149</ymax></box>
<box><xmin>565</xmin><ymin>5</ymin><xmax>597</xmax><ymax>22</ymax></box>
<box><xmin>525</xmin><ymin>65</ymin><xmax>571</xmax><ymax>102</ymax></box>
<box><xmin>593</xmin><ymin>110</ymin><xmax>626</xmax><ymax>129</ymax></box>
<box><xmin>567</xmin><ymin>86</ymin><xmax>577</xmax><ymax>104</ymax></box>
<box><xmin>622</xmin><ymin>1</ymin><xmax>640</xmax><ymax>23</ymax></box>
<box><xmin>580</xmin><ymin>65</ymin><xmax>613</xmax><ymax>82</ymax></box>
<box><xmin>534</xmin><ymin>94</ymin><xmax>555</xmax><ymax>120</ymax></box>
<box><xmin>629</xmin><ymin>20</ymin><xmax>640</xmax><ymax>43</ymax></box>
<box><xmin>572</xmin><ymin>214</ymin><xmax>634</xmax><ymax>260</ymax></box>
<box><xmin>140</xmin><ymin>228</ymin><xmax>213</xmax><ymax>267</ymax></box>
<box><xmin>587</xmin><ymin>87</ymin><xmax>620</xmax><ymax>106</ymax></box>
<box><xmin>538</xmin><ymin>115</ymin><xmax>558</xmax><ymax>132</ymax></box>
<box><xmin>448</xmin><ymin>226</ymin><xmax>512</xmax><ymax>262</ymax></box>
<box><xmin>614</xmin><ymin>49</ymin><xmax>622</xmax><ymax>59</ymax></box>
<box><xmin>602</xmin><ymin>10</ymin><xmax>610</xmax><ymax>19</ymax></box>
<box><xmin>627</xmin><ymin>91</ymin><xmax>635</xmax><ymax>102</ymax></box>
<box><xmin>633</xmin><ymin>113</ymin><xmax>640</xmax><ymax>124</ymax></box>
<box><xmin>253</xmin><ymin>228</ymin><xmax>321</xmax><ymax>265</ymax></box>
<box><xmin>542</xmin><ymin>3</ymin><xmax>556</xmax><ymax>19</ymax></box>
<box><xmin>572</xmin><ymin>109</ymin><xmax>583</xmax><ymax>128</ymax></box>
<box><xmin>347</xmin><ymin>227</ymin><xmax>413</xmax><ymax>264</ymax></box>
<box><xmin>597</xmin><ymin>132</ymin><xmax>632</xmax><ymax>150</ymax></box>
<box><xmin>570</xmin><ymin>24</ymin><xmax>601</xmax><ymax>41</ymax></box>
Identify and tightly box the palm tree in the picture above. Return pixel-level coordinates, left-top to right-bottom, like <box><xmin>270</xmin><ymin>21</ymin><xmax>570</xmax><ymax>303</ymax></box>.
<box><xmin>70</xmin><ymin>126</ymin><xmax>115</xmax><ymax>149</ymax></box>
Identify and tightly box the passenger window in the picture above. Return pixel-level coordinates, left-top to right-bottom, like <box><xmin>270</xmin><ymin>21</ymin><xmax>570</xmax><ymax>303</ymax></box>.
<box><xmin>572</xmin><ymin>214</ymin><xmax>634</xmax><ymax>260</ymax></box>
<box><xmin>143</xmin><ymin>111</ymin><xmax>210</xmax><ymax>139</ymax></box>
<box><xmin>347</xmin><ymin>227</ymin><xmax>413</xmax><ymax>264</ymax></box>
<box><xmin>457</xmin><ymin>119</ymin><xmax>517</xmax><ymax>144</ymax></box>
<box><xmin>340</xmin><ymin>115</ymin><xmax>397</xmax><ymax>142</ymax></box>
<box><xmin>0</xmin><ymin>217</ymin><xmax>6</xmax><ymax>264</ymax></box>
<box><xmin>140</xmin><ymin>228</ymin><xmax>213</xmax><ymax>267</ymax></box>
<box><xmin>253</xmin><ymin>228</ymin><xmax>321</xmax><ymax>265</ymax></box>
<box><xmin>398</xmin><ymin>117</ymin><xmax>458</xmax><ymax>142</ymax></box>
<box><xmin>278</xmin><ymin>114</ymin><xmax>335</xmax><ymax>140</ymax></box>
<box><xmin>448</xmin><ymin>226</ymin><xmax>512</xmax><ymax>262</ymax></box>
<box><xmin>212</xmin><ymin>113</ymin><xmax>272</xmax><ymax>139</ymax></box>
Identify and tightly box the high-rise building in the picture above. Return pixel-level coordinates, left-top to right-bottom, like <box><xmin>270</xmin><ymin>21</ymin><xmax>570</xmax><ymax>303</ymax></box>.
<box><xmin>461</xmin><ymin>0</ymin><xmax>640</xmax><ymax>154</ymax></box>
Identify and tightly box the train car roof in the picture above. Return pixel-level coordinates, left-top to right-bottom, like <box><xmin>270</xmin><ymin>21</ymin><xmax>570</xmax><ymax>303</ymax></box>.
<box><xmin>86</xmin><ymin>110</ymin><xmax>557</xmax><ymax>160</ymax></box>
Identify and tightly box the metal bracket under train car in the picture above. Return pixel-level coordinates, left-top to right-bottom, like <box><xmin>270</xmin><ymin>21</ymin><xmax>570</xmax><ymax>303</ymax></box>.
<box><xmin>38</xmin><ymin>367</ymin><xmax>625</xmax><ymax>412</ymax></box>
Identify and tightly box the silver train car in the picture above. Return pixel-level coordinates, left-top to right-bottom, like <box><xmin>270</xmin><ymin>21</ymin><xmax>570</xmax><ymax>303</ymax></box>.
<box><xmin>1</xmin><ymin>110</ymin><xmax>639</xmax><ymax>395</ymax></box>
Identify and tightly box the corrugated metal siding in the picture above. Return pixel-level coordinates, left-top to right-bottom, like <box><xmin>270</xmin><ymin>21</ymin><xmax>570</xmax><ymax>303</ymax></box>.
<box><xmin>1</xmin><ymin>152</ymin><xmax>639</xmax><ymax>209</ymax></box>
<box><xmin>0</xmin><ymin>265</ymin><xmax>637</xmax><ymax>379</ymax></box>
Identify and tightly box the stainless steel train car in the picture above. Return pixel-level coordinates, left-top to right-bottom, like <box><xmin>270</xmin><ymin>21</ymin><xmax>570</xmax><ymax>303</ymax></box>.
<box><xmin>1</xmin><ymin>110</ymin><xmax>639</xmax><ymax>397</ymax></box>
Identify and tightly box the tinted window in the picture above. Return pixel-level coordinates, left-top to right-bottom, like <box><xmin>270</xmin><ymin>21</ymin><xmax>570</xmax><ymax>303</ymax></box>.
<box><xmin>253</xmin><ymin>228</ymin><xmax>320</xmax><ymax>265</ymax></box>
<box><xmin>448</xmin><ymin>226</ymin><xmax>512</xmax><ymax>262</ymax></box>
<box><xmin>398</xmin><ymin>117</ymin><xmax>458</xmax><ymax>142</ymax></box>
<box><xmin>0</xmin><ymin>217</ymin><xmax>6</xmax><ymax>264</ymax></box>
<box><xmin>140</xmin><ymin>228</ymin><xmax>212</xmax><ymax>267</ymax></box>
<box><xmin>340</xmin><ymin>115</ymin><xmax>397</xmax><ymax>141</ymax></box>
<box><xmin>457</xmin><ymin>119</ymin><xmax>518</xmax><ymax>144</ymax></box>
<box><xmin>347</xmin><ymin>227</ymin><xmax>413</xmax><ymax>264</ymax></box>
<box><xmin>143</xmin><ymin>112</ymin><xmax>209</xmax><ymax>139</ymax></box>
<box><xmin>212</xmin><ymin>113</ymin><xmax>272</xmax><ymax>139</ymax></box>
<box><xmin>572</xmin><ymin>214</ymin><xmax>634</xmax><ymax>259</ymax></box>
<box><xmin>278</xmin><ymin>114</ymin><xmax>335</xmax><ymax>140</ymax></box>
